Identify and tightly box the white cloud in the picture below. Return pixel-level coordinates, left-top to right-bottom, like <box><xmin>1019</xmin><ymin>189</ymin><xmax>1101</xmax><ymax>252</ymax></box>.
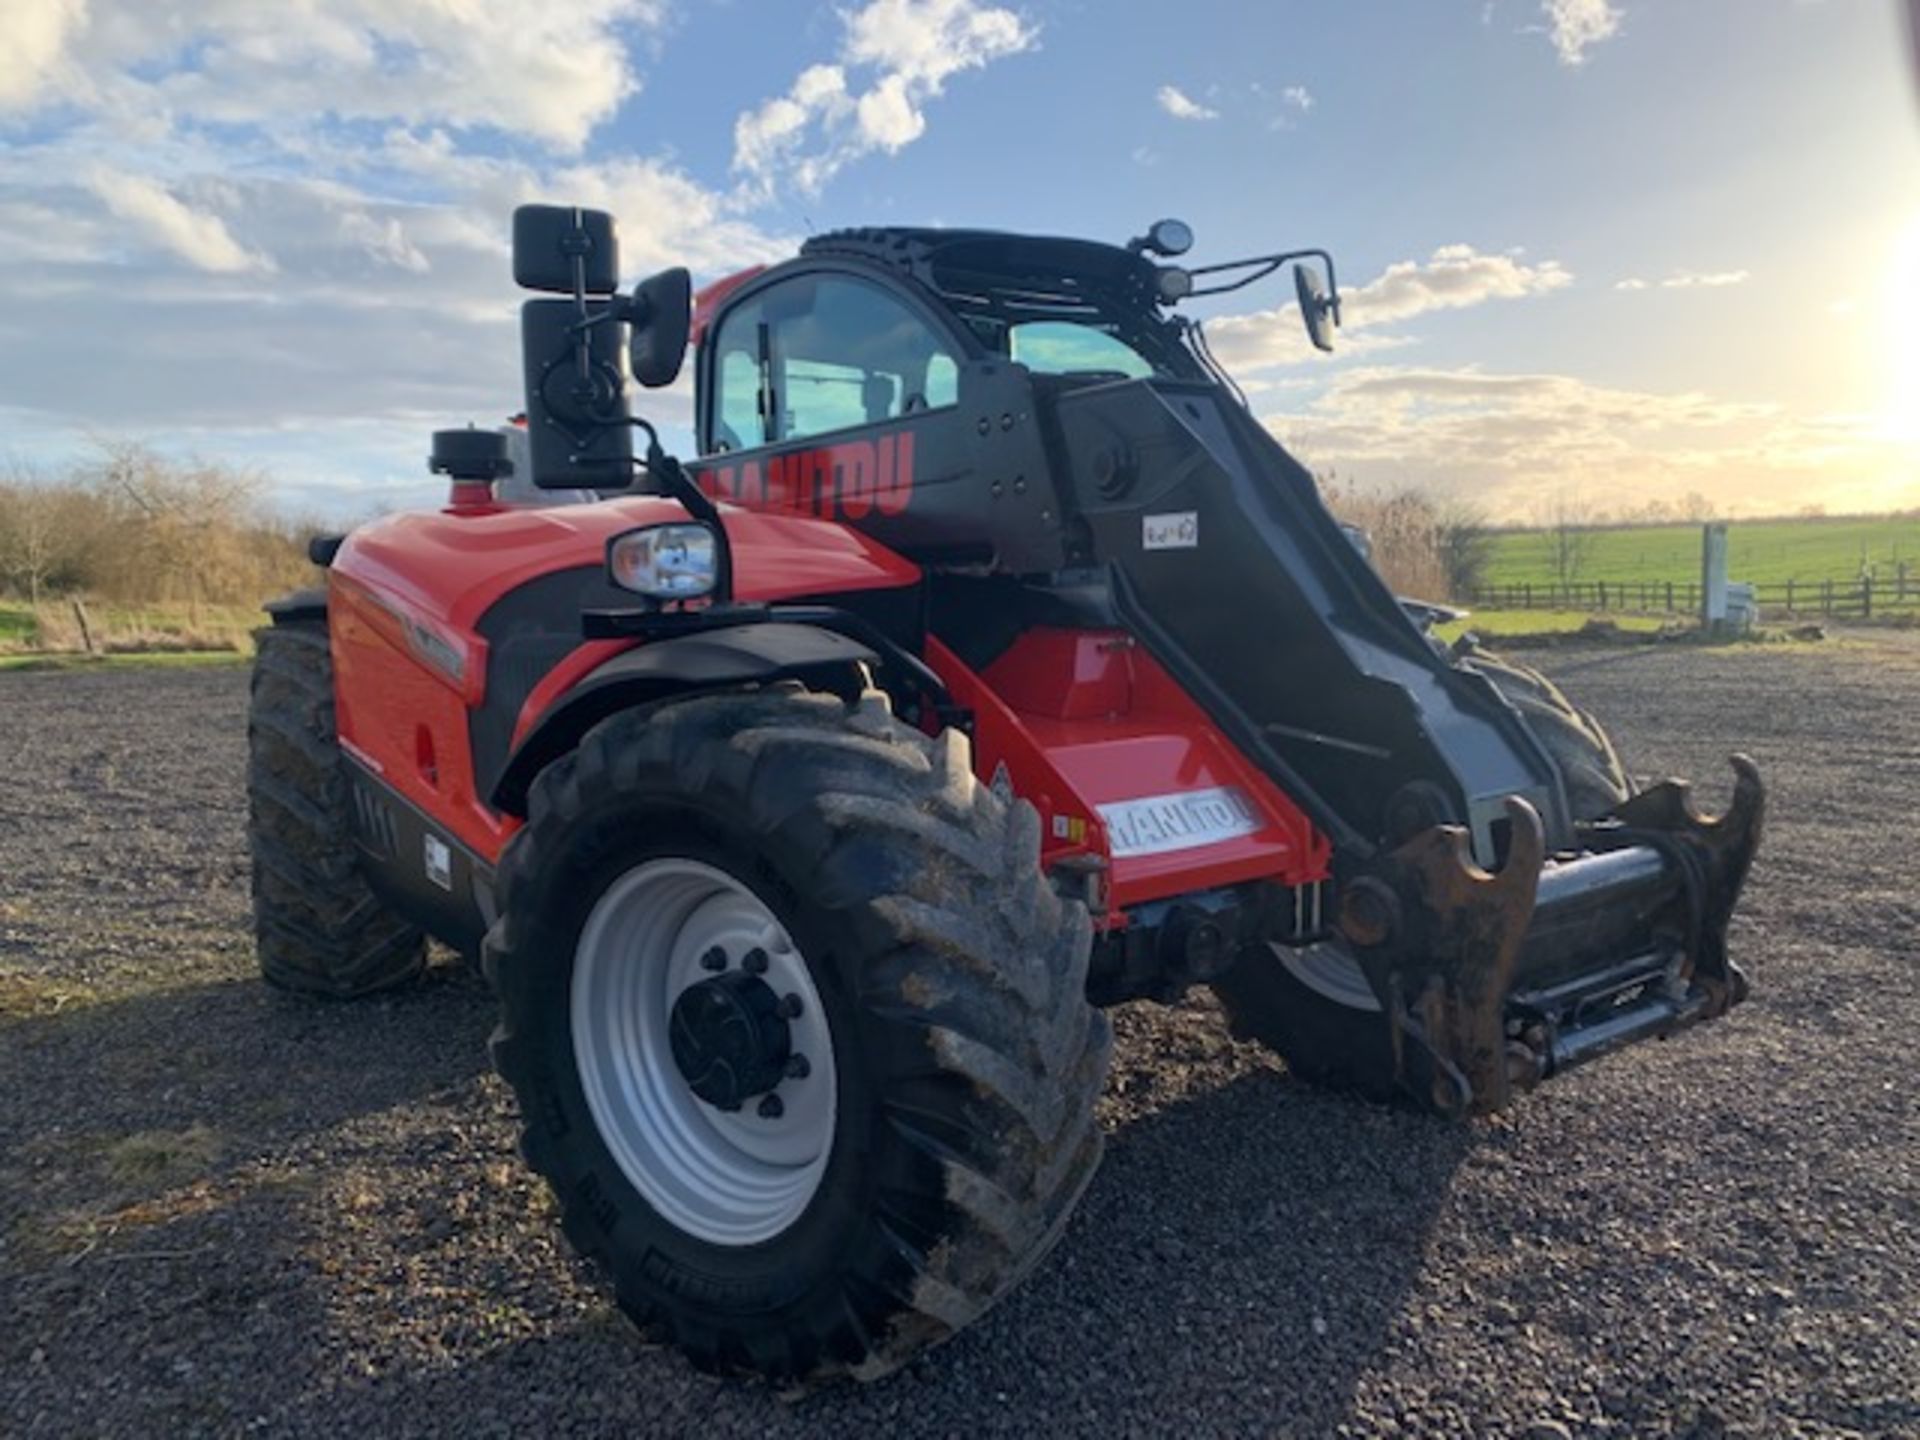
<box><xmin>733</xmin><ymin>0</ymin><xmax>1035</xmax><ymax>197</ymax></box>
<box><xmin>1663</xmin><ymin>270</ymin><xmax>1749</xmax><ymax>289</ymax></box>
<box><xmin>1616</xmin><ymin>269</ymin><xmax>1750</xmax><ymax>291</ymax></box>
<box><xmin>83</xmin><ymin>168</ymin><xmax>273</xmax><ymax>274</ymax></box>
<box><xmin>0</xmin><ymin>0</ymin><xmax>86</xmax><ymax>111</ymax></box>
<box><xmin>337</xmin><ymin>210</ymin><xmax>431</xmax><ymax>275</ymax></box>
<box><xmin>1205</xmin><ymin>245</ymin><xmax>1573</xmax><ymax>372</ymax></box>
<box><xmin>1157</xmin><ymin>85</ymin><xmax>1219</xmax><ymax>121</ymax></box>
<box><xmin>0</xmin><ymin>0</ymin><xmax>668</xmax><ymax>151</ymax></box>
<box><xmin>1541</xmin><ymin>0</ymin><xmax>1622</xmax><ymax>66</ymax></box>
<box><xmin>0</xmin><ymin>1</ymin><xmax>797</xmax><ymax>502</ymax></box>
<box><xmin>1356</xmin><ymin>245</ymin><xmax>1572</xmax><ymax>322</ymax></box>
<box><xmin>1281</xmin><ymin>85</ymin><xmax>1314</xmax><ymax>112</ymax></box>
<box><xmin>1258</xmin><ymin>364</ymin><xmax>1914</xmax><ymax>519</ymax></box>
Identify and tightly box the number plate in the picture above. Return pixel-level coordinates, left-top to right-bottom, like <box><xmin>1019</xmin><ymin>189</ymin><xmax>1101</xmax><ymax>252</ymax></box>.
<box><xmin>1097</xmin><ymin>786</ymin><xmax>1262</xmax><ymax>858</ymax></box>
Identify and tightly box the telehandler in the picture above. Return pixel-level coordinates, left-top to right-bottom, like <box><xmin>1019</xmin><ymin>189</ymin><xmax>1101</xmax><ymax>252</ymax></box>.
<box><xmin>249</xmin><ymin>207</ymin><xmax>1763</xmax><ymax>1382</ymax></box>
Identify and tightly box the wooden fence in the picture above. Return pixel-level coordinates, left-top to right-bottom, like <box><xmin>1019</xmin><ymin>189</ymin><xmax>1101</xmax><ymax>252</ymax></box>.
<box><xmin>1465</xmin><ymin>576</ymin><xmax>1920</xmax><ymax>621</ymax></box>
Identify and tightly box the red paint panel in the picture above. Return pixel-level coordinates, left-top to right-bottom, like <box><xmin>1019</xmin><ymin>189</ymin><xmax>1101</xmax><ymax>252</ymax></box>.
<box><xmin>933</xmin><ymin>629</ymin><xmax>1330</xmax><ymax>912</ymax></box>
<box><xmin>328</xmin><ymin>495</ymin><xmax>921</xmax><ymax>867</ymax></box>
<box><xmin>981</xmin><ymin>628</ymin><xmax>1131</xmax><ymax>720</ymax></box>
<box><xmin>333</xmin><ymin>495</ymin><xmax>920</xmax><ymax>643</ymax></box>
<box><xmin>330</xmin><ymin>575</ymin><xmax>515</xmax><ymax>863</ymax></box>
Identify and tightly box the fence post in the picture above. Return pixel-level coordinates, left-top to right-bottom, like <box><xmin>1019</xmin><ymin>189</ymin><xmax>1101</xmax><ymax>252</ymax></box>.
<box><xmin>1523</xmin><ymin>582</ymin><xmax>1531</xmax><ymax>610</ymax></box>
<box><xmin>71</xmin><ymin>599</ymin><xmax>97</xmax><ymax>655</ymax></box>
<box><xmin>1863</xmin><ymin>575</ymin><xmax>1873</xmax><ymax>620</ymax></box>
<box><xmin>1786</xmin><ymin>578</ymin><xmax>1795</xmax><ymax>613</ymax></box>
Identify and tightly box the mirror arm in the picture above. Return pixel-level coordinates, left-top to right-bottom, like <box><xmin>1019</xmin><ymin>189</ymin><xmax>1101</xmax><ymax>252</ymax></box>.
<box><xmin>566</xmin><ymin>306</ymin><xmax>622</xmax><ymax>338</ymax></box>
<box><xmin>616</xmin><ymin>419</ymin><xmax>734</xmax><ymax>603</ymax></box>
<box><xmin>563</xmin><ymin>216</ymin><xmax>596</xmax><ymax>390</ymax></box>
<box><xmin>1181</xmin><ymin>248</ymin><xmax>1342</xmax><ymax>307</ymax></box>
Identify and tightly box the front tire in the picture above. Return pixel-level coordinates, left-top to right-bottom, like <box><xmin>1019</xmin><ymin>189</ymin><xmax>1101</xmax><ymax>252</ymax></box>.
<box><xmin>1214</xmin><ymin>647</ymin><xmax>1632</xmax><ymax>1103</ymax></box>
<box><xmin>485</xmin><ymin>687</ymin><xmax>1110</xmax><ymax>1384</ymax></box>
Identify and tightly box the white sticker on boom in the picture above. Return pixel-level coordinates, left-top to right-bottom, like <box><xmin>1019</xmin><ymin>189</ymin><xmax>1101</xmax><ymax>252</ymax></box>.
<box><xmin>1142</xmin><ymin>511</ymin><xmax>1198</xmax><ymax>550</ymax></box>
<box><xmin>424</xmin><ymin>834</ymin><xmax>453</xmax><ymax>892</ymax></box>
<box><xmin>1097</xmin><ymin>786</ymin><xmax>1262</xmax><ymax>858</ymax></box>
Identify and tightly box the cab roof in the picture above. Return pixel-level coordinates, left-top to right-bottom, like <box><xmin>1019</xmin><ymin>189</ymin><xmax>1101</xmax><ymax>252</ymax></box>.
<box><xmin>798</xmin><ymin>226</ymin><xmax>1158</xmax><ymax>290</ymax></box>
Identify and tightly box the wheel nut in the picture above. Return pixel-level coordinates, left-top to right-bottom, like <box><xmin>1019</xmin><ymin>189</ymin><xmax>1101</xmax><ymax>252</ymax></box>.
<box><xmin>742</xmin><ymin>948</ymin><xmax>768</xmax><ymax>975</ymax></box>
<box><xmin>700</xmin><ymin>946</ymin><xmax>728</xmax><ymax>972</ymax></box>
<box><xmin>757</xmin><ymin>1094</ymin><xmax>785</xmax><ymax>1119</ymax></box>
<box><xmin>786</xmin><ymin>1054</ymin><xmax>811</xmax><ymax>1080</ymax></box>
<box><xmin>779</xmin><ymin>993</ymin><xmax>804</xmax><ymax>1019</ymax></box>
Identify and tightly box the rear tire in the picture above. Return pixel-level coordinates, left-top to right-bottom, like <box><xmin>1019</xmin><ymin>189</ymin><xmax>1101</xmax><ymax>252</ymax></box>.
<box><xmin>1214</xmin><ymin>646</ymin><xmax>1630</xmax><ymax>1103</ymax></box>
<box><xmin>1460</xmin><ymin>649</ymin><xmax>1631</xmax><ymax>818</ymax></box>
<box><xmin>485</xmin><ymin>686</ymin><xmax>1110</xmax><ymax>1385</ymax></box>
<box><xmin>247</xmin><ymin>618</ymin><xmax>426</xmax><ymax>997</ymax></box>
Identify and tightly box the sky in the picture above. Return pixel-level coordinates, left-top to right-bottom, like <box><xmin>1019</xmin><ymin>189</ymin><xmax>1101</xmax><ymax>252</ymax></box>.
<box><xmin>0</xmin><ymin>0</ymin><xmax>1916</xmax><ymax>523</ymax></box>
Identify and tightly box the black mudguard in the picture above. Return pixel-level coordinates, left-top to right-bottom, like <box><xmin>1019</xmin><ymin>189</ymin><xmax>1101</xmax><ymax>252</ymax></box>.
<box><xmin>489</xmin><ymin>621</ymin><xmax>878</xmax><ymax>814</ymax></box>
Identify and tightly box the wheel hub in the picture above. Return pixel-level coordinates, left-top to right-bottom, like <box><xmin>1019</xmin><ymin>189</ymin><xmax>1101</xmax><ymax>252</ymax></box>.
<box><xmin>570</xmin><ymin>858</ymin><xmax>837</xmax><ymax>1246</ymax></box>
<box><xmin>669</xmin><ymin>968</ymin><xmax>792</xmax><ymax>1110</ymax></box>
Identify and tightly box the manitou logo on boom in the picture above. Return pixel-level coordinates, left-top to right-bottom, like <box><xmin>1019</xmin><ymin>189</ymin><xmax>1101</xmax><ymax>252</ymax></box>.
<box><xmin>696</xmin><ymin>433</ymin><xmax>915</xmax><ymax>521</ymax></box>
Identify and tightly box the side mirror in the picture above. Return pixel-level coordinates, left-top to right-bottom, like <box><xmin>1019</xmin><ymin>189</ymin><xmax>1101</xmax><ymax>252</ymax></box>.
<box><xmin>513</xmin><ymin>205</ymin><xmax>620</xmax><ymax>296</ymax></box>
<box><xmin>627</xmin><ymin>268</ymin><xmax>692</xmax><ymax>389</ymax></box>
<box><xmin>1295</xmin><ymin>262</ymin><xmax>1340</xmax><ymax>353</ymax></box>
<box><xmin>520</xmin><ymin>298</ymin><xmax>633</xmax><ymax>489</ymax></box>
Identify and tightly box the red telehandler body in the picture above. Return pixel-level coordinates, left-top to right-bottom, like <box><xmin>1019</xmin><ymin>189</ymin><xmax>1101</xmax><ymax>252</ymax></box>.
<box><xmin>249</xmin><ymin>207</ymin><xmax>1763</xmax><ymax>1383</ymax></box>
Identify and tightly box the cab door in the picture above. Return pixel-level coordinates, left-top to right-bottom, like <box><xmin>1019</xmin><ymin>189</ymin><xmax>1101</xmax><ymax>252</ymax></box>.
<box><xmin>690</xmin><ymin>264</ymin><xmax>1065</xmax><ymax>575</ymax></box>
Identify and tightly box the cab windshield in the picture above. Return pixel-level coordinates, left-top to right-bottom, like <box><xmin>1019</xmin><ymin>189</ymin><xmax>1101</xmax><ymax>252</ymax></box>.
<box><xmin>912</xmin><ymin>234</ymin><xmax>1204</xmax><ymax>382</ymax></box>
<box><xmin>1008</xmin><ymin>321</ymin><xmax>1156</xmax><ymax>379</ymax></box>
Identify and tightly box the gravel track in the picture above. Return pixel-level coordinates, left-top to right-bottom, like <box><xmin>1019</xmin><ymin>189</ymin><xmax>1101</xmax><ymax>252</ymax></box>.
<box><xmin>2</xmin><ymin>636</ymin><xmax>1916</xmax><ymax>1438</ymax></box>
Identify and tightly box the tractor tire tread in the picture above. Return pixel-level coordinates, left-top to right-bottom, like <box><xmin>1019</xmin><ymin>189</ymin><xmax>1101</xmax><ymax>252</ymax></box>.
<box><xmin>485</xmin><ymin>686</ymin><xmax>1110</xmax><ymax>1386</ymax></box>
<box><xmin>247</xmin><ymin>619</ymin><xmax>426</xmax><ymax>998</ymax></box>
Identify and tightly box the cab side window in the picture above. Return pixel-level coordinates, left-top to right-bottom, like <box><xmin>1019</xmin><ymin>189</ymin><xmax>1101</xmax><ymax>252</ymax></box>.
<box><xmin>709</xmin><ymin>297</ymin><xmax>769</xmax><ymax>452</ymax></box>
<box><xmin>707</xmin><ymin>274</ymin><xmax>959</xmax><ymax>451</ymax></box>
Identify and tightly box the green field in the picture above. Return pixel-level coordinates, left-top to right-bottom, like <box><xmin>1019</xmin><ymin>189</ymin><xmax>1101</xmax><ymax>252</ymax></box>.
<box><xmin>1483</xmin><ymin>516</ymin><xmax>1920</xmax><ymax>588</ymax></box>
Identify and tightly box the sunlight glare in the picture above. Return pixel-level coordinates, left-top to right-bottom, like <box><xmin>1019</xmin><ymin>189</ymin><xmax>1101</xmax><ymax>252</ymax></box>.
<box><xmin>1886</xmin><ymin>209</ymin><xmax>1920</xmax><ymax>447</ymax></box>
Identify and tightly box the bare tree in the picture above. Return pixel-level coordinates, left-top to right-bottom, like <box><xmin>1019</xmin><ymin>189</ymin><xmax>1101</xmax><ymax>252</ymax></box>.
<box><xmin>0</xmin><ymin>465</ymin><xmax>74</xmax><ymax>604</ymax></box>
<box><xmin>1541</xmin><ymin>489</ymin><xmax>1594</xmax><ymax>596</ymax></box>
<box><xmin>1678</xmin><ymin>490</ymin><xmax>1716</xmax><ymax>522</ymax></box>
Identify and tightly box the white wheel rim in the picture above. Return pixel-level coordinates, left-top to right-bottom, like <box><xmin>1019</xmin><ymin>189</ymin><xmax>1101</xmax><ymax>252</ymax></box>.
<box><xmin>1273</xmin><ymin>940</ymin><xmax>1382</xmax><ymax>1013</ymax></box>
<box><xmin>570</xmin><ymin>857</ymin><xmax>837</xmax><ymax>1247</ymax></box>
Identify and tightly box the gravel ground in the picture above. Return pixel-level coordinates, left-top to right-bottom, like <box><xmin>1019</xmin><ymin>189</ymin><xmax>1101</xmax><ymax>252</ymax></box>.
<box><xmin>2</xmin><ymin>635</ymin><xmax>1916</xmax><ymax>1438</ymax></box>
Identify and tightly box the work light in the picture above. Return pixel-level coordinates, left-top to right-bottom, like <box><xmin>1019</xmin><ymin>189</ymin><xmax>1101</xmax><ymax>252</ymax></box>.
<box><xmin>607</xmin><ymin>522</ymin><xmax>718</xmax><ymax>599</ymax></box>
